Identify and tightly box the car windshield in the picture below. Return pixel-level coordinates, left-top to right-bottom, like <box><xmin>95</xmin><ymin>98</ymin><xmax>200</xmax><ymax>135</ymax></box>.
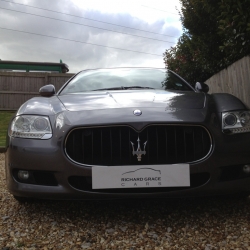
<box><xmin>59</xmin><ymin>68</ymin><xmax>194</xmax><ymax>94</ymax></box>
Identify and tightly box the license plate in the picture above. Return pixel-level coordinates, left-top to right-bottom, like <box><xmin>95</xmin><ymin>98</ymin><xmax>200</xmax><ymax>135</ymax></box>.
<box><xmin>92</xmin><ymin>164</ymin><xmax>190</xmax><ymax>189</ymax></box>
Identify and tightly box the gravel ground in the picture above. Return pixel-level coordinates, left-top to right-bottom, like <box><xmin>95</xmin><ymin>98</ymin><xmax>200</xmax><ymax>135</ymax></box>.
<box><xmin>1</xmin><ymin>153</ymin><xmax>250</xmax><ymax>250</ymax></box>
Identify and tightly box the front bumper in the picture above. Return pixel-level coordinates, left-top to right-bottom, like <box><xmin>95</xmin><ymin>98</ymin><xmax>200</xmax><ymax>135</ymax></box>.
<box><xmin>5</xmin><ymin>132</ymin><xmax>250</xmax><ymax>200</ymax></box>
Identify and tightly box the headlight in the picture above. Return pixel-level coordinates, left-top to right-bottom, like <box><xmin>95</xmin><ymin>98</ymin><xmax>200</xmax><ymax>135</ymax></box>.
<box><xmin>9</xmin><ymin>115</ymin><xmax>52</xmax><ymax>139</ymax></box>
<box><xmin>222</xmin><ymin>111</ymin><xmax>250</xmax><ymax>134</ymax></box>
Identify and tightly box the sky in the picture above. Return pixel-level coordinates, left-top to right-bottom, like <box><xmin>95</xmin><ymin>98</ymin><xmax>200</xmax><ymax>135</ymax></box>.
<box><xmin>0</xmin><ymin>0</ymin><xmax>182</xmax><ymax>73</ymax></box>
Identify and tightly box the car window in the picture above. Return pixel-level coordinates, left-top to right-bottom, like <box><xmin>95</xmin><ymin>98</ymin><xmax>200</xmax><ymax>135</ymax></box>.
<box><xmin>161</xmin><ymin>71</ymin><xmax>193</xmax><ymax>91</ymax></box>
<box><xmin>59</xmin><ymin>68</ymin><xmax>194</xmax><ymax>94</ymax></box>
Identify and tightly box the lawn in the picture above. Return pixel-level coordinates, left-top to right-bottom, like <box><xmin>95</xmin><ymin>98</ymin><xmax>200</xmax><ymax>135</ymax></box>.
<box><xmin>0</xmin><ymin>111</ymin><xmax>15</xmax><ymax>148</ymax></box>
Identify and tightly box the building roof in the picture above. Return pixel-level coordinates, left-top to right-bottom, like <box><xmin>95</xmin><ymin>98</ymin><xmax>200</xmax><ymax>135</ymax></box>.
<box><xmin>0</xmin><ymin>60</ymin><xmax>69</xmax><ymax>73</ymax></box>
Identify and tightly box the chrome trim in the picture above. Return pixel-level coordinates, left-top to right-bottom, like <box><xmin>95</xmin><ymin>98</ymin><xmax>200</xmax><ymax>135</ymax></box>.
<box><xmin>64</xmin><ymin>124</ymin><xmax>213</xmax><ymax>167</ymax></box>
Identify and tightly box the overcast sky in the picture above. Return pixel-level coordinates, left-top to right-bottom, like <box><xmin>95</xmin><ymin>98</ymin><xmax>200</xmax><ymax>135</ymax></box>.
<box><xmin>0</xmin><ymin>0</ymin><xmax>182</xmax><ymax>73</ymax></box>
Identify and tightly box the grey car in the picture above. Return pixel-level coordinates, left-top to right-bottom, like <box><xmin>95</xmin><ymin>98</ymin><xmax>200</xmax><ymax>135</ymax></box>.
<box><xmin>5</xmin><ymin>68</ymin><xmax>250</xmax><ymax>201</ymax></box>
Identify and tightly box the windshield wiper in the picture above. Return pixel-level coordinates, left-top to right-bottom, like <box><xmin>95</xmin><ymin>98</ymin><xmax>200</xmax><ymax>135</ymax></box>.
<box><xmin>92</xmin><ymin>87</ymin><xmax>125</xmax><ymax>91</ymax></box>
<box><xmin>92</xmin><ymin>86</ymin><xmax>154</xmax><ymax>91</ymax></box>
<box><xmin>123</xmin><ymin>86</ymin><xmax>154</xmax><ymax>89</ymax></box>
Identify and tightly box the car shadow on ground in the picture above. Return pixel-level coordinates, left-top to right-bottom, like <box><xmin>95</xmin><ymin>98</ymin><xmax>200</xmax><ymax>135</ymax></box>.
<box><xmin>17</xmin><ymin>195</ymin><xmax>250</xmax><ymax>224</ymax></box>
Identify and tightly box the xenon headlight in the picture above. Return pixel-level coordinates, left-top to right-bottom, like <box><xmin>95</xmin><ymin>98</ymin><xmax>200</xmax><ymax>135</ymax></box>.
<box><xmin>222</xmin><ymin>111</ymin><xmax>250</xmax><ymax>134</ymax></box>
<box><xmin>9</xmin><ymin>115</ymin><xmax>52</xmax><ymax>139</ymax></box>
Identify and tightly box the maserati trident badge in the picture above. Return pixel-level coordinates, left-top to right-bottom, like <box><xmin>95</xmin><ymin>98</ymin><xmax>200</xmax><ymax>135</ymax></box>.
<box><xmin>130</xmin><ymin>137</ymin><xmax>147</xmax><ymax>161</ymax></box>
<box><xmin>133</xmin><ymin>109</ymin><xmax>142</xmax><ymax>116</ymax></box>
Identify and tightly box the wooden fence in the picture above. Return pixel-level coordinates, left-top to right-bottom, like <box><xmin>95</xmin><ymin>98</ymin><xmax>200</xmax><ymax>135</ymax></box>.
<box><xmin>205</xmin><ymin>56</ymin><xmax>250</xmax><ymax>108</ymax></box>
<box><xmin>1</xmin><ymin>58</ymin><xmax>250</xmax><ymax>110</ymax></box>
<box><xmin>0</xmin><ymin>72</ymin><xmax>74</xmax><ymax>110</ymax></box>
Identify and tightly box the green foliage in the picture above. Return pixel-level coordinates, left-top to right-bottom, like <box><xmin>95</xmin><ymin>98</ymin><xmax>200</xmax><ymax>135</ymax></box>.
<box><xmin>163</xmin><ymin>0</ymin><xmax>250</xmax><ymax>84</ymax></box>
<box><xmin>163</xmin><ymin>33</ymin><xmax>213</xmax><ymax>85</ymax></box>
<box><xmin>218</xmin><ymin>0</ymin><xmax>250</xmax><ymax>64</ymax></box>
<box><xmin>0</xmin><ymin>111</ymin><xmax>15</xmax><ymax>148</ymax></box>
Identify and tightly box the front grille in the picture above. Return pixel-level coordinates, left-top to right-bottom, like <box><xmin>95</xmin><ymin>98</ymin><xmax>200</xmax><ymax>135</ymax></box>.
<box><xmin>65</xmin><ymin>125</ymin><xmax>212</xmax><ymax>166</ymax></box>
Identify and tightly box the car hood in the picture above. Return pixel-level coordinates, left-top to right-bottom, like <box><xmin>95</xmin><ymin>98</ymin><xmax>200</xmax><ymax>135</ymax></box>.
<box><xmin>57</xmin><ymin>90</ymin><xmax>205</xmax><ymax>111</ymax></box>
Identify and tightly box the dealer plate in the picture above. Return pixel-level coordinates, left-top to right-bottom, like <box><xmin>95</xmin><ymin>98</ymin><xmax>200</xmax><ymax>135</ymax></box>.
<box><xmin>92</xmin><ymin>164</ymin><xmax>190</xmax><ymax>189</ymax></box>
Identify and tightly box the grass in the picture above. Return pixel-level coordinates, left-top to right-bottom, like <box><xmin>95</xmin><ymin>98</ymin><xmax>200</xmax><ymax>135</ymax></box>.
<box><xmin>0</xmin><ymin>111</ymin><xmax>15</xmax><ymax>148</ymax></box>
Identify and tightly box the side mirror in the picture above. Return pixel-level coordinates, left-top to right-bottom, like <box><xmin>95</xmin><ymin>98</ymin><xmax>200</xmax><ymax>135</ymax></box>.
<box><xmin>39</xmin><ymin>84</ymin><xmax>56</xmax><ymax>97</ymax></box>
<box><xmin>195</xmin><ymin>82</ymin><xmax>209</xmax><ymax>93</ymax></box>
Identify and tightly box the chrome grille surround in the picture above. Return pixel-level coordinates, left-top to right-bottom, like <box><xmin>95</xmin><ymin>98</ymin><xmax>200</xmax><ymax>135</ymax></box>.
<box><xmin>64</xmin><ymin>124</ymin><xmax>212</xmax><ymax>166</ymax></box>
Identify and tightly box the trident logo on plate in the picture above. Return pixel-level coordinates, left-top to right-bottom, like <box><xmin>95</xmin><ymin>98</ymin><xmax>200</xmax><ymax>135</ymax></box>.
<box><xmin>130</xmin><ymin>137</ymin><xmax>147</xmax><ymax>161</ymax></box>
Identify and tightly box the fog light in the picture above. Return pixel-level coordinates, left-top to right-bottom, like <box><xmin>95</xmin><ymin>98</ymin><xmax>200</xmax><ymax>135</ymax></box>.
<box><xmin>243</xmin><ymin>165</ymin><xmax>250</xmax><ymax>174</ymax></box>
<box><xmin>18</xmin><ymin>170</ymin><xmax>30</xmax><ymax>180</ymax></box>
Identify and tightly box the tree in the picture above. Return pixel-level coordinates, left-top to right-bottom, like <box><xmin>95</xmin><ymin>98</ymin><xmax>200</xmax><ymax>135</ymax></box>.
<box><xmin>164</xmin><ymin>0</ymin><xmax>250</xmax><ymax>85</ymax></box>
<box><xmin>163</xmin><ymin>33</ymin><xmax>213</xmax><ymax>84</ymax></box>
<box><xmin>218</xmin><ymin>0</ymin><xmax>250</xmax><ymax>64</ymax></box>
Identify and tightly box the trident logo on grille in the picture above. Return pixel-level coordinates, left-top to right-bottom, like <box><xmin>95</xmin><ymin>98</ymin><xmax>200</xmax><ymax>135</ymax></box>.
<box><xmin>130</xmin><ymin>137</ymin><xmax>147</xmax><ymax>162</ymax></box>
